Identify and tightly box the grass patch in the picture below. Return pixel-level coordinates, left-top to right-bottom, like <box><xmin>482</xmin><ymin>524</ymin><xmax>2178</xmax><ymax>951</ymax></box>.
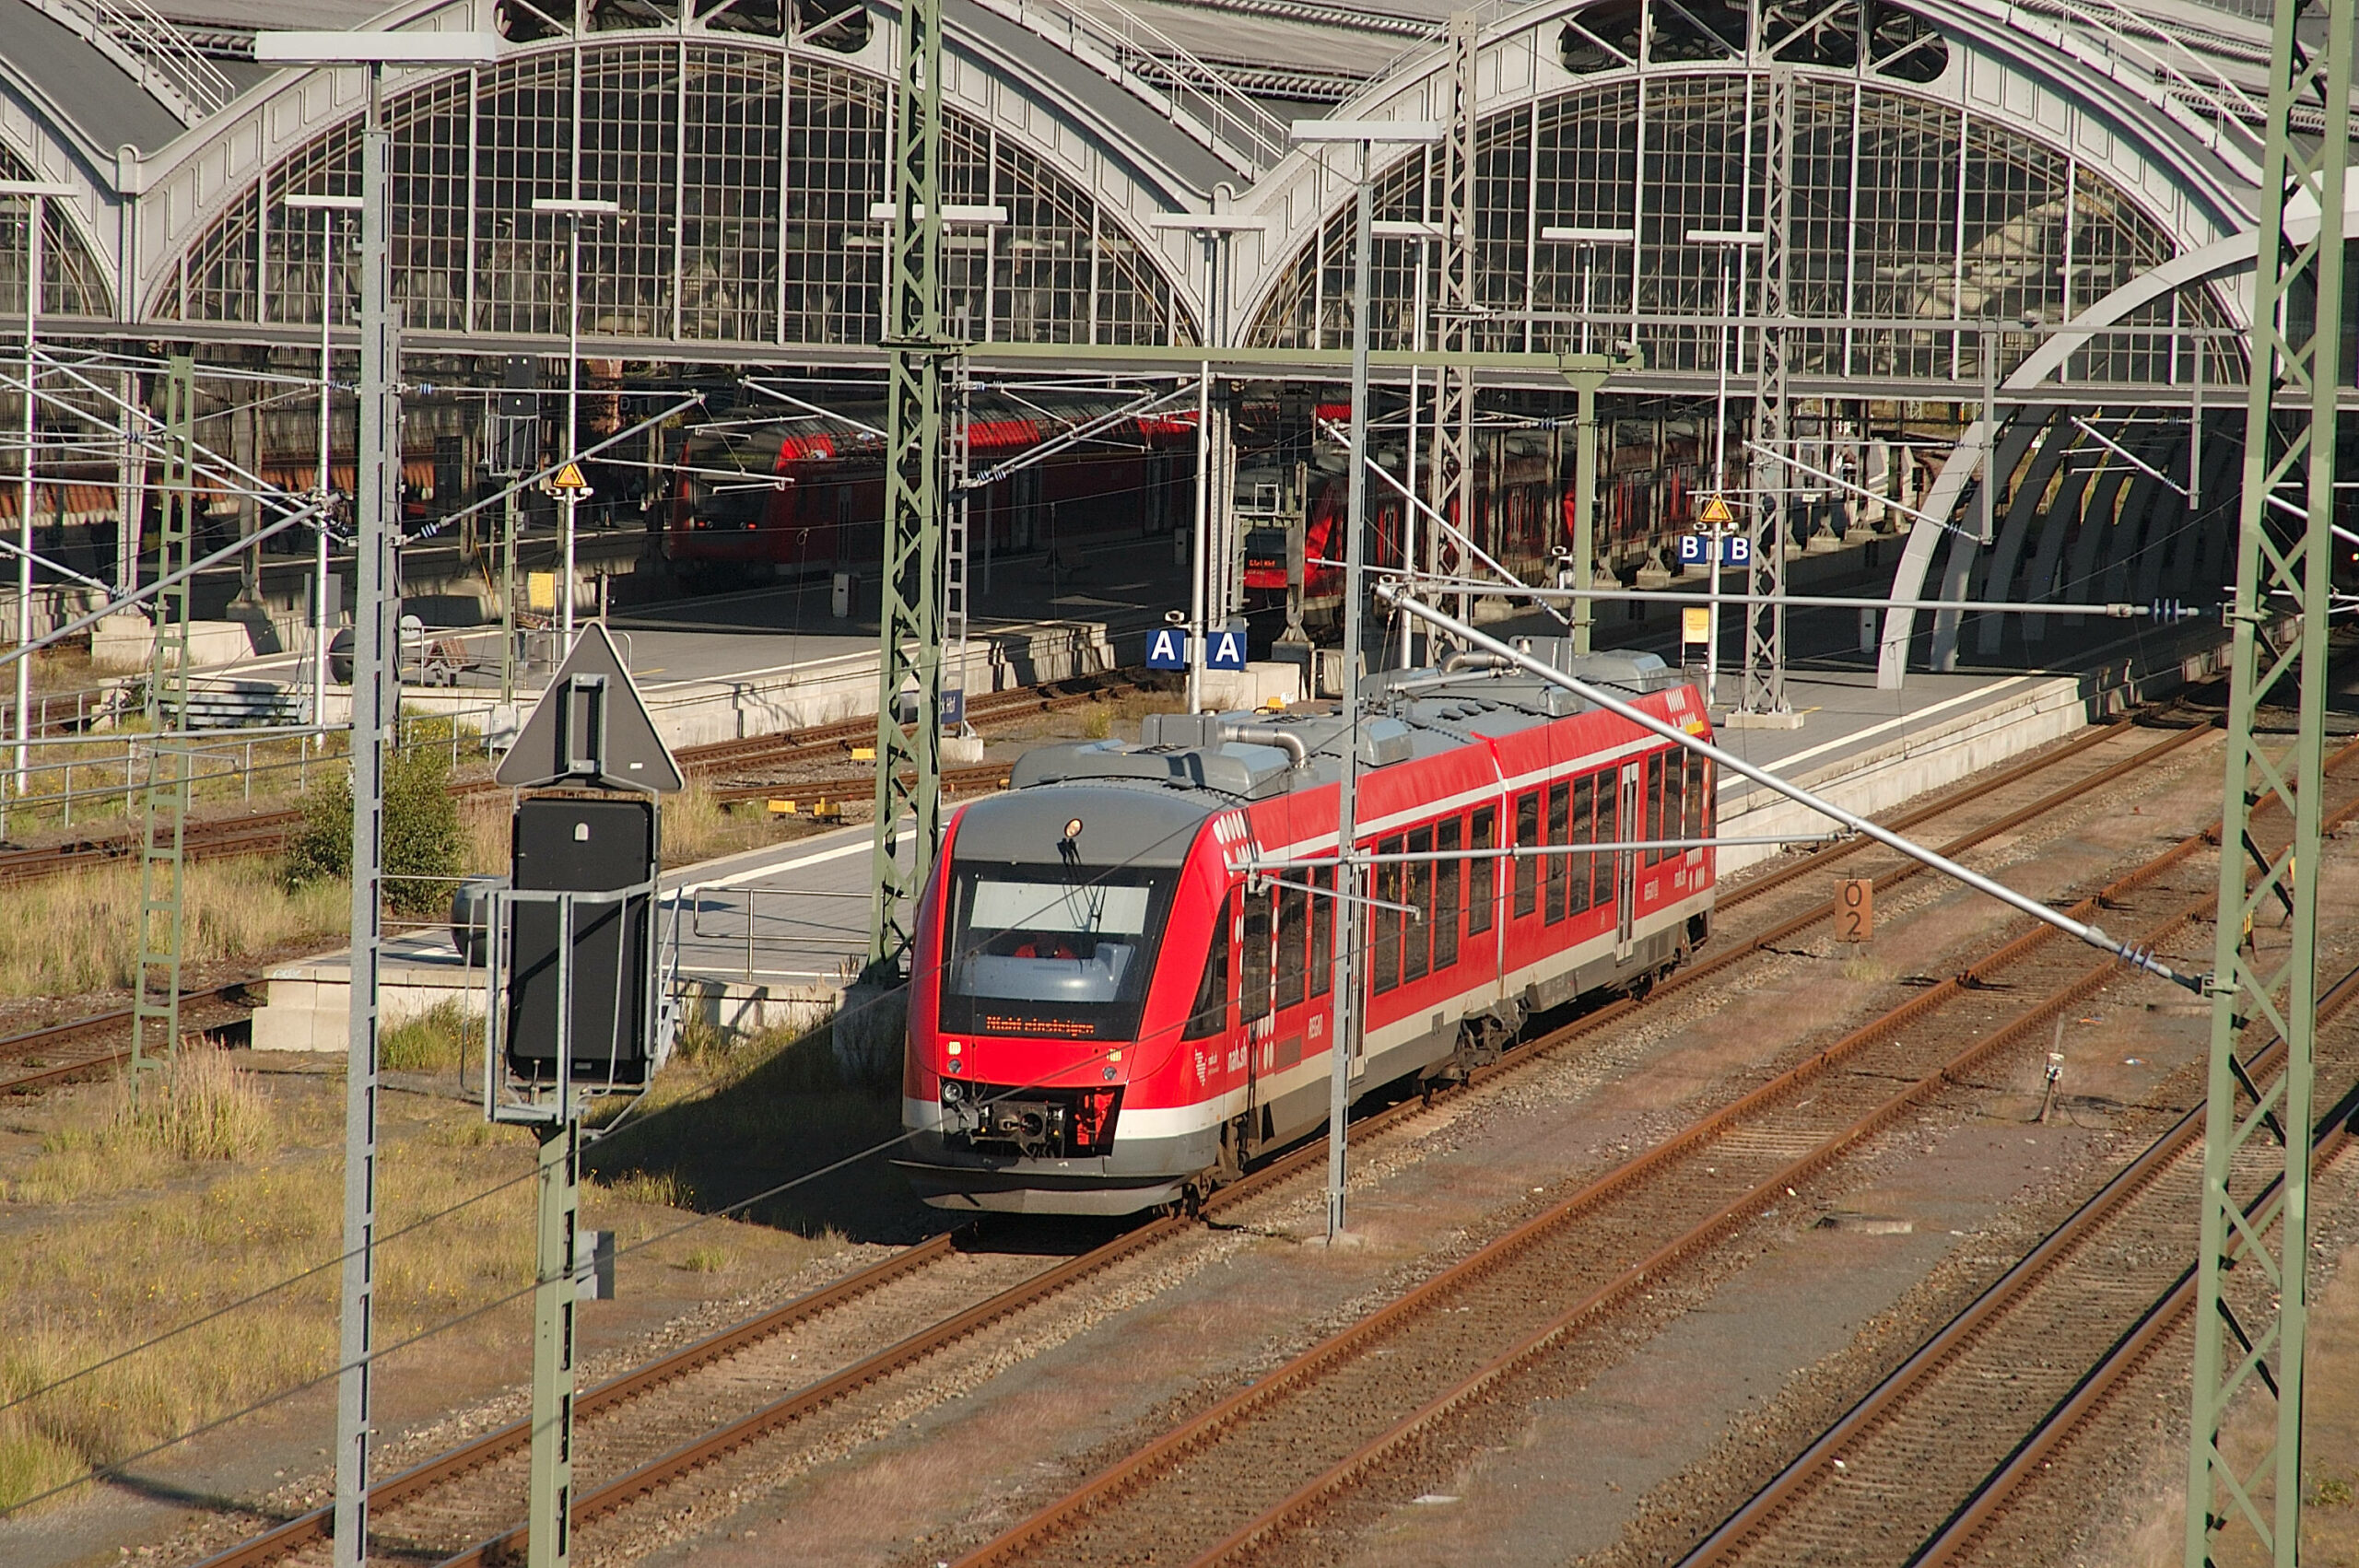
<box><xmin>0</xmin><ymin>858</ymin><xmax>348</xmax><ymax>997</ymax></box>
<box><xmin>4</xmin><ymin>1049</ymin><xmax>281</xmax><ymax>1206</ymax></box>
<box><xmin>0</xmin><ymin>1047</ymin><xmax>834</xmax><ymax>1517</ymax></box>
<box><xmin>382</xmin><ymin>1000</ymin><xmax>484</xmax><ymax>1074</ymax></box>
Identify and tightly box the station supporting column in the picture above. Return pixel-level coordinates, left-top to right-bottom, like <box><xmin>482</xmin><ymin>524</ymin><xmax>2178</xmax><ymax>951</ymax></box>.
<box><xmin>1737</xmin><ymin>68</ymin><xmax>1796</xmax><ymax>726</ymax></box>
<box><xmin>2182</xmin><ymin>0</ymin><xmax>2347</xmax><ymax>1556</ymax></box>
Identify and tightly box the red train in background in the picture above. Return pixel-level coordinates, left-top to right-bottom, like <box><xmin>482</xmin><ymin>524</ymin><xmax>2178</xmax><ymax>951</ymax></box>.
<box><xmin>663</xmin><ymin>392</ymin><xmax>1195</xmax><ymax>581</ymax></box>
<box><xmin>897</xmin><ymin>644</ymin><xmax>1716</xmax><ymax>1215</ymax></box>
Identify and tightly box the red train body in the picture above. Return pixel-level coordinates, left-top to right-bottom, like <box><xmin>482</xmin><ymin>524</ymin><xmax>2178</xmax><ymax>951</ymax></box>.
<box><xmin>663</xmin><ymin>394</ymin><xmax>1195</xmax><ymax>577</ymax></box>
<box><xmin>898</xmin><ymin>645</ymin><xmax>1716</xmax><ymax>1214</ymax></box>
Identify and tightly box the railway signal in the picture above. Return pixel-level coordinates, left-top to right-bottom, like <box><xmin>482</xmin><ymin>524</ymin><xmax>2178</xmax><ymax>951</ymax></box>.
<box><xmin>485</xmin><ymin>625</ymin><xmax>680</xmax><ymax>1568</ymax></box>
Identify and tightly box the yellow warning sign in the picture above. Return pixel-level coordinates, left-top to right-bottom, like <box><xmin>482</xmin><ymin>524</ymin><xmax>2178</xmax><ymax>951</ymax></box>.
<box><xmin>546</xmin><ymin>461</ymin><xmax>592</xmax><ymax>492</ymax></box>
<box><xmin>1698</xmin><ymin>494</ymin><xmax>1734</xmax><ymax>526</ymax></box>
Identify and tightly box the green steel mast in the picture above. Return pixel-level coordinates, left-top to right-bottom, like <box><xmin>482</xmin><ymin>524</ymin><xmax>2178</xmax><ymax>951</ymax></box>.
<box><xmin>2183</xmin><ymin>0</ymin><xmax>2347</xmax><ymax>1556</ymax></box>
<box><xmin>867</xmin><ymin>0</ymin><xmax>949</xmax><ymax>975</ymax></box>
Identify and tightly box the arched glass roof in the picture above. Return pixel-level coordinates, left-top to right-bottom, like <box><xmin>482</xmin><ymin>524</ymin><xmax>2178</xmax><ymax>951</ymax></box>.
<box><xmin>1247</xmin><ymin>65</ymin><xmax>2233</xmax><ymax>387</ymax></box>
<box><xmin>0</xmin><ymin>143</ymin><xmax>110</xmax><ymax>318</ymax></box>
<box><xmin>149</xmin><ymin>40</ymin><xmax>1196</xmax><ymax>350</ymax></box>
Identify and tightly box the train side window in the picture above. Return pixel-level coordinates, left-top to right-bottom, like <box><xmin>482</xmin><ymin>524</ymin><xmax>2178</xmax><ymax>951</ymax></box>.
<box><xmin>1311</xmin><ymin>865</ymin><xmax>1333</xmax><ymax>997</ymax></box>
<box><xmin>1435</xmin><ymin>818</ymin><xmax>1462</xmax><ymax>968</ymax></box>
<box><xmin>1645</xmin><ymin>752</ymin><xmax>1667</xmax><ymax>865</ymax></box>
<box><xmin>1663</xmin><ymin>752</ymin><xmax>1685</xmax><ymax>858</ymax></box>
<box><xmin>1569</xmin><ymin>775</ymin><xmax>1593</xmax><ymax>915</ymax></box>
<box><xmin>1373</xmin><ymin>835</ymin><xmax>1404</xmax><ymax>993</ymax></box>
<box><xmin>1468</xmin><ymin>807</ymin><xmax>1496</xmax><ymax>936</ymax></box>
<box><xmin>1687</xmin><ymin>754</ymin><xmax>1709</xmax><ymax>839</ymax></box>
<box><xmin>1593</xmin><ymin>769</ymin><xmax>1619</xmax><ymax>906</ymax></box>
<box><xmin>1403</xmin><ymin>826</ymin><xmax>1433</xmax><ymax>983</ymax></box>
<box><xmin>1276</xmin><ymin>878</ymin><xmax>1307</xmax><ymax>1012</ymax></box>
<box><xmin>1182</xmin><ymin>890</ymin><xmax>1231</xmax><ymax>1040</ymax></box>
<box><xmin>1514</xmin><ymin>791</ymin><xmax>1540</xmax><ymax>918</ymax></box>
<box><xmin>1544</xmin><ymin>780</ymin><xmax>1569</xmax><ymax>924</ymax></box>
<box><xmin>1241</xmin><ymin>884</ymin><xmax>1273</xmax><ymax>1023</ymax></box>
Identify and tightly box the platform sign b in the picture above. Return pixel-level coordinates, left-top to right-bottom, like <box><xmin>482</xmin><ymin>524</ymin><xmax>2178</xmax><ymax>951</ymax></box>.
<box><xmin>1837</xmin><ymin>877</ymin><xmax>1873</xmax><ymax>942</ymax></box>
<box><xmin>1146</xmin><ymin>627</ymin><xmax>1188</xmax><ymax>670</ymax></box>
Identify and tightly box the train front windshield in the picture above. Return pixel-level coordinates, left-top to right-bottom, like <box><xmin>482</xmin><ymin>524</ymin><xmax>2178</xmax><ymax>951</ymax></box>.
<box><xmin>678</xmin><ymin>435</ymin><xmax>772</xmax><ymax>529</ymax></box>
<box><xmin>939</xmin><ymin>864</ymin><xmax>1174</xmax><ymax>1041</ymax></box>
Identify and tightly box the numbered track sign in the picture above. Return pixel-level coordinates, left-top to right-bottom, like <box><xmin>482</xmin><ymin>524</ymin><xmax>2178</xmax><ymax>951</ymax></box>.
<box><xmin>1837</xmin><ymin>877</ymin><xmax>1874</xmax><ymax>942</ymax></box>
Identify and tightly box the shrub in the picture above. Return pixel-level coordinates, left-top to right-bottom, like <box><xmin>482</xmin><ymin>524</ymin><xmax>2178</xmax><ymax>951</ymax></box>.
<box><xmin>284</xmin><ymin>718</ymin><xmax>465</xmax><ymax>916</ymax></box>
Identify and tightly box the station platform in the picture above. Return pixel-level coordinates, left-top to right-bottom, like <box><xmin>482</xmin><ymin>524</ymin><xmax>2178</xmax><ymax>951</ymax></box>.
<box><xmin>184</xmin><ymin>531</ymin><xmax>1190</xmax><ymax>750</ymax></box>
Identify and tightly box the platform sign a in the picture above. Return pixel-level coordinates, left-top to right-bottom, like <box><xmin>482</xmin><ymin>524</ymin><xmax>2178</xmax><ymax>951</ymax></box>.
<box><xmin>1146</xmin><ymin>626</ymin><xmax>1189</xmax><ymax>670</ymax></box>
<box><xmin>1206</xmin><ymin>628</ymin><xmax>1249</xmax><ymax>671</ymax></box>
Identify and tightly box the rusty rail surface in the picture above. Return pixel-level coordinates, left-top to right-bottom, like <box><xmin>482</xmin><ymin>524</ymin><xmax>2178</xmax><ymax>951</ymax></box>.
<box><xmin>1679</xmin><ymin>963</ymin><xmax>2359</xmax><ymax>1568</ymax></box>
<box><xmin>182</xmin><ymin>714</ymin><xmax>2207</xmax><ymax>1567</ymax></box>
<box><xmin>953</xmin><ymin>742</ymin><xmax>2353</xmax><ymax>1568</ymax></box>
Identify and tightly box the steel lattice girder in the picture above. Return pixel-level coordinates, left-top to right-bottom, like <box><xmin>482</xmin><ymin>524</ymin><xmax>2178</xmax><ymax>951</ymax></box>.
<box><xmin>2183</xmin><ymin>0</ymin><xmax>2345</xmax><ymax>1558</ymax></box>
<box><xmin>868</xmin><ymin>0</ymin><xmax>949</xmax><ymax>973</ymax></box>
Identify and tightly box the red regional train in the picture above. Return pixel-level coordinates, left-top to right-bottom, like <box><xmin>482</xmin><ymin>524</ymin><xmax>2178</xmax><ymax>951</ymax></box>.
<box><xmin>663</xmin><ymin>392</ymin><xmax>1195</xmax><ymax>580</ymax></box>
<box><xmin>897</xmin><ymin>643</ymin><xmax>1717</xmax><ymax>1214</ymax></box>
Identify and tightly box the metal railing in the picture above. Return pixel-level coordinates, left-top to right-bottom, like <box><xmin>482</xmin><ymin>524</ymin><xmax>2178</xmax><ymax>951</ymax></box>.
<box><xmin>973</xmin><ymin>0</ymin><xmax>1290</xmax><ymax>174</ymax></box>
<box><xmin>23</xmin><ymin>0</ymin><xmax>237</xmax><ymax>121</ymax></box>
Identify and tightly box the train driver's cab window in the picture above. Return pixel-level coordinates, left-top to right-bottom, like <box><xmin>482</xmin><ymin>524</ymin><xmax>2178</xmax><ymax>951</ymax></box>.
<box><xmin>941</xmin><ymin>863</ymin><xmax>1174</xmax><ymax>1040</ymax></box>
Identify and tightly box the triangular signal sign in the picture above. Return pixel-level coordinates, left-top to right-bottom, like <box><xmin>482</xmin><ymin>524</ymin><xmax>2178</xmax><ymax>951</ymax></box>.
<box><xmin>1698</xmin><ymin>495</ymin><xmax>1734</xmax><ymax>525</ymax></box>
<box><xmin>547</xmin><ymin>461</ymin><xmax>592</xmax><ymax>491</ymax></box>
<box><xmin>496</xmin><ymin>624</ymin><xmax>684</xmax><ymax>793</ymax></box>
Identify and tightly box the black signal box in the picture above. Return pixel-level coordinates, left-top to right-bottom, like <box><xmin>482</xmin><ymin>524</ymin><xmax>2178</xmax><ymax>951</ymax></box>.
<box><xmin>505</xmin><ymin>795</ymin><xmax>658</xmax><ymax>1084</ymax></box>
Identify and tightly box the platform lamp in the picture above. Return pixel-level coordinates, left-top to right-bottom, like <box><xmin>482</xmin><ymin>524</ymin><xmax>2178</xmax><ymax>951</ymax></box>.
<box><xmin>1685</xmin><ymin>225</ymin><xmax>1764</xmax><ymax>707</ymax></box>
<box><xmin>1</xmin><ymin>179</ymin><xmax>76</xmax><ymax>833</ymax></box>
<box><xmin>1370</xmin><ymin>216</ymin><xmax>1447</xmax><ymax>671</ymax></box>
<box><xmin>283</xmin><ymin>191</ymin><xmax>364</xmax><ymax>739</ymax></box>
<box><xmin>1288</xmin><ymin>118</ymin><xmax>1446</xmax><ymax>1242</ymax></box>
<box><xmin>531</xmin><ymin>195</ymin><xmax>620</xmax><ymax>646</ymax></box>
<box><xmin>249</xmin><ymin>35</ymin><xmax>502</xmax><ymax>1568</ymax></box>
<box><xmin>1148</xmin><ymin>211</ymin><xmax>1267</xmax><ymax>712</ymax></box>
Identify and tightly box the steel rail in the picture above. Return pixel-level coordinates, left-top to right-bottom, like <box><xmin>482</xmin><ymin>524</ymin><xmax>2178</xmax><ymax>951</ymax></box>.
<box><xmin>185</xmin><ymin>1233</ymin><xmax>971</xmax><ymax>1568</ymax></box>
<box><xmin>420</xmin><ymin>1105</ymin><xmax>1392</xmax><ymax>1568</ymax></box>
<box><xmin>1681</xmin><ymin>967</ymin><xmax>2359</xmax><ymax>1567</ymax></box>
<box><xmin>0</xmin><ymin>979</ymin><xmax>262</xmax><ymax>1091</ymax></box>
<box><xmin>182</xmin><ymin>710</ymin><xmax>2207</xmax><ymax>1565</ymax></box>
<box><xmin>955</xmin><ymin>753</ymin><xmax>2357</xmax><ymax>1568</ymax></box>
<box><xmin>1905</xmin><ymin>1024</ymin><xmax>2359</xmax><ymax>1565</ymax></box>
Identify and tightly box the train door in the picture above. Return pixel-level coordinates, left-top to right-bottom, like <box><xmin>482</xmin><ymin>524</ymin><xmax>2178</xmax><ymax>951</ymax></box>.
<box><xmin>1615</xmin><ymin>761</ymin><xmax>1641</xmax><ymax>960</ymax></box>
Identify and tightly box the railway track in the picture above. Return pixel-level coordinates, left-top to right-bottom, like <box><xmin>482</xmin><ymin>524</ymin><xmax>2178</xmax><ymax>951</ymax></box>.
<box><xmin>942</xmin><ymin>749</ymin><xmax>2353</xmax><ymax>1568</ymax></box>
<box><xmin>0</xmin><ymin>979</ymin><xmax>264</xmax><ymax>1094</ymax></box>
<box><xmin>1676</xmin><ymin>980</ymin><xmax>2359</xmax><ymax>1568</ymax></box>
<box><xmin>0</xmin><ymin>672</ymin><xmax>1154</xmax><ymax>887</ymax></box>
<box><xmin>173</xmin><ymin>716</ymin><xmax>2226</xmax><ymax>1568</ymax></box>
